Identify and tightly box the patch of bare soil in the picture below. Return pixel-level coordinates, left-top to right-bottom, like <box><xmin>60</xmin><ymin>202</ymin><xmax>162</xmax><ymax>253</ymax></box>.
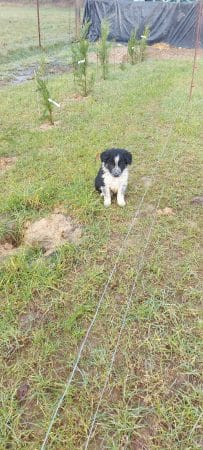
<box><xmin>39</xmin><ymin>122</ymin><xmax>54</xmax><ymax>131</ymax></box>
<box><xmin>0</xmin><ymin>242</ymin><xmax>17</xmax><ymax>260</ymax></box>
<box><xmin>23</xmin><ymin>213</ymin><xmax>82</xmax><ymax>255</ymax></box>
<box><xmin>148</xmin><ymin>42</ymin><xmax>203</xmax><ymax>60</ymax></box>
<box><xmin>0</xmin><ymin>156</ymin><xmax>17</xmax><ymax>172</ymax></box>
<box><xmin>16</xmin><ymin>382</ymin><xmax>30</xmax><ymax>403</ymax></box>
<box><xmin>157</xmin><ymin>207</ymin><xmax>175</xmax><ymax>216</ymax></box>
<box><xmin>191</xmin><ymin>196</ymin><xmax>203</xmax><ymax>205</ymax></box>
<box><xmin>89</xmin><ymin>43</ymin><xmax>203</xmax><ymax>64</ymax></box>
<box><xmin>38</xmin><ymin>120</ymin><xmax>60</xmax><ymax>131</ymax></box>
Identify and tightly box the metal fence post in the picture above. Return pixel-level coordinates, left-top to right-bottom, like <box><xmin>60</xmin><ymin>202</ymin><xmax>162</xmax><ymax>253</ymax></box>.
<box><xmin>36</xmin><ymin>0</ymin><xmax>42</xmax><ymax>47</ymax></box>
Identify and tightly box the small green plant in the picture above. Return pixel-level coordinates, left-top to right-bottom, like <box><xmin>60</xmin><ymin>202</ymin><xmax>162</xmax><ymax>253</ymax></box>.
<box><xmin>128</xmin><ymin>26</ymin><xmax>149</xmax><ymax>65</ymax></box>
<box><xmin>71</xmin><ymin>22</ymin><xmax>94</xmax><ymax>96</ymax></box>
<box><xmin>97</xmin><ymin>20</ymin><xmax>111</xmax><ymax>80</ymax></box>
<box><xmin>140</xmin><ymin>26</ymin><xmax>150</xmax><ymax>62</ymax></box>
<box><xmin>128</xmin><ymin>30</ymin><xmax>139</xmax><ymax>65</ymax></box>
<box><xmin>35</xmin><ymin>58</ymin><xmax>54</xmax><ymax>125</ymax></box>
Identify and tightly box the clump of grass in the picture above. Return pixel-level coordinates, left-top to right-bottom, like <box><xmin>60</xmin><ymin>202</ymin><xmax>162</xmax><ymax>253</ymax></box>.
<box><xmin>35</xmin><ymin>58</ymin><xmax>54</xmax><ymax>125</ymax></box>
<box><xmin>128</xmin><ymin>26</ymin><xmax>149</xmax><ymax>64</ymax></box>
<box><xmin>97</xmin><ymin>20</ymin><xmax>111</xmax><ymax>80</ymax></box>
<box><xmin>71</xmin><ymin>22</ymin><xmax>94</xmax><ymax>96</ymax></box>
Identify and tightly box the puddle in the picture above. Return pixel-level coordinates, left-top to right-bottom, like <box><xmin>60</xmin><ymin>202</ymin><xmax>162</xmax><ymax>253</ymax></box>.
<box><xmin>1</xmin><ymin>61</ymin><xmax>72</xmax><ymax>87</ymax></box>
<box><xmin>12</xmin><ymin>66</ymin><xmax>37</xmax><ymax>84</ymax></box>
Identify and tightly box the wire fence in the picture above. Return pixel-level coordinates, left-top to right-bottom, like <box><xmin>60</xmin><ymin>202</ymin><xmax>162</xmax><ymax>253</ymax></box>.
<box><xmin>1</xmin><ymin>2</ymin><xmax>202</xmax><ymax>449</ymax></box>
<box><xmin>40</xmin><ymin>88</ymin><xmax>189</xmax><ymax>448</ymax></box>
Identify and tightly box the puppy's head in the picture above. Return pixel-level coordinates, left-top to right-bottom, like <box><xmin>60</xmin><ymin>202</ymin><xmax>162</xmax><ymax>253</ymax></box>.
<box><xmin>101</xmin><ymin>148</ymin><xmax>132</xmax><ymax>177</ymax></box>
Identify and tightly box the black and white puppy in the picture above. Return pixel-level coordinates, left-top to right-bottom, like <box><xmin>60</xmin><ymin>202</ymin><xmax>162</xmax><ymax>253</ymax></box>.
<box><xmin>95</xmin><ymin>148</ymin><xmax>132</xmax><ymax>207</ymax></box>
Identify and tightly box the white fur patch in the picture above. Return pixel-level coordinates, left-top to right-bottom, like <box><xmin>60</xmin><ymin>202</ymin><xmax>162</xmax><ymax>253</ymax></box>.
<box><xmin>102</xmin><ymin>163</ymin><xmax>129</xmax><ymax>194</ymax></box>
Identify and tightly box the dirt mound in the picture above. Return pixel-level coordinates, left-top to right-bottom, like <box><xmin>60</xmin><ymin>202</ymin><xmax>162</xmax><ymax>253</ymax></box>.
<box><xmin>23</xmin><ymin>213</ymin><xmax>82</xmax><ymax>255</ymax></box>
<box><xmin>0</xmin><ymin>157</ymin><xmax>17</xmax><ymax>173</ymax></box>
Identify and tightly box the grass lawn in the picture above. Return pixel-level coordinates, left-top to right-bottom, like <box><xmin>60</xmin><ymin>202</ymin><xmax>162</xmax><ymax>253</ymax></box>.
<box><xmin>0</xmin><ymin>5</ymin><xmax>202</xmax><ymax>450</ymax></box>
<box><xmin>0</xmin><ymin>2</ymin><xmax>75</xmax><ymax>81</ymax></box>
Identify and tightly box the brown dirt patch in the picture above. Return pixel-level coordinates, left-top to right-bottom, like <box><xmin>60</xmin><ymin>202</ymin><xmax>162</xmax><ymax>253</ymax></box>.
<box><xmin>89</xmin><ymin>43</ymin><xmax>203</xmax><ymax>64</ymax></box>
<box><xmin>0</xmin><ymin>156</ymin><xmax>17</xmax><ymax>172</ymax></box>
<box><xmin>39</xmin><ymin>121</ymin><xmax>60</xmax><ymax>131</ymax></box>
<box><xmin>23</xmin><ymin>213</ymin><xmax>82</xmax><ymax>255</ymax></box>
<box><xmin>157</xmin><ymin>207</ymin><xmax>175</xmax><ymax>216</ymax></box>
<box><xmin>0</xmin><ymin>241</ymin><xmax>17</xmax><ymax>260</ymax></box>
<box><xmin>16</xmin><ymin>382</ymin><xmax>30</xmax><ymax>403</ymax></box>
<box><xmin>190</xmin><ymin>196</ymin><xmax>203</xmax><ymax>205</ymax></box>
<box><xmin>148</xmin><ymin>43</ymin><xmax>203</xmax><ymax>60</ymax></box>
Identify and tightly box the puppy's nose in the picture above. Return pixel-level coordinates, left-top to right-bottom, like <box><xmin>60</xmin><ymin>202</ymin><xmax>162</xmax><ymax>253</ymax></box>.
<box><xmin>112</xmin><ymin>168</ymin><xmax>121</xmax><ymax>177</ymax></box>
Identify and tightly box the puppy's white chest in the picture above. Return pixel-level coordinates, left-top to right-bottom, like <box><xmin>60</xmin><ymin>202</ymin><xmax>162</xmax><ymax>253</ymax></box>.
<box><xmin>103</xmin><ymin>168</ymin><xmax>128</xmax><ymax>193</ymax></box>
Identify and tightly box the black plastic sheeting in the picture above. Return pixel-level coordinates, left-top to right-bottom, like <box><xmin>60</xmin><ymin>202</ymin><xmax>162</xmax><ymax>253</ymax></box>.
<box><xmin>83</xmin><ymin>0</ymin><xmax>203</xmax><ymax>48</ymax></box>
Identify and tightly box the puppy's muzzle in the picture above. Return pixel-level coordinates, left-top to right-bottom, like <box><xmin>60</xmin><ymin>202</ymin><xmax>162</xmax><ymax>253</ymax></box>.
<box><xmin>112</xmin><ymin>168</ymin><xmax>121</xmax><ymax>177</ymax></box>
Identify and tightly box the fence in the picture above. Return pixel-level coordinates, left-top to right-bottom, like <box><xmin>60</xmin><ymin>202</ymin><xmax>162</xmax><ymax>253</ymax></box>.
<box><xmin>35</xmin><ymin>0</ymin><xmax>84</xmax><ymax>47</ymax></box>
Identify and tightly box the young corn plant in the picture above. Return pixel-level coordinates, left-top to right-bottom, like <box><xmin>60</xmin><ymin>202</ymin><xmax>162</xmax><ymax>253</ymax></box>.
<box><xmin>71</xmin><ymin>22</ymin><xmax>94</xmax><ymax>96</ymax></box>
<box><xmin>35</xmin><ymin>58</ymin><xmax>54</xmax><ymax>125</ymax></box>
<box><xmin>97</xmin><ymin>20</ymin><xmax>111</xmax><ymax>80</ymax></box>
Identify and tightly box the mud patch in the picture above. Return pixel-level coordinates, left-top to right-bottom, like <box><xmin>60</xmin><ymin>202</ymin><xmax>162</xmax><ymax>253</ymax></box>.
<box><xmin>23</xmin><ymin>213</ymin><xmax>82</xmax><ymax>256</ymax></box>
<box><xmin>1</xmin><ymin>61</ymin><xmax>72</xmax><ymax>88</ymax></box>
<box><xmin>0</xmin><ymin>156</ymin><xmax>17</xmax><ymax>173</ymax></box>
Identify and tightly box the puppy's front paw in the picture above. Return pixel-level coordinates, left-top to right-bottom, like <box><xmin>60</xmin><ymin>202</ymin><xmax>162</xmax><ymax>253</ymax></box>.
<box><xmin>117</xmin><ymin>198</ymin><xmax>126</xmax><ymax>207</ymax></box>
<box><xmin>104</xmin><ymin>199</ymin><xmax>111</xmax><ymax>208</ymax></box>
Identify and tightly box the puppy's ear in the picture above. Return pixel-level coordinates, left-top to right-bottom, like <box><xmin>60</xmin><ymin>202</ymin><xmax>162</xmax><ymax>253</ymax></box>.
<box><xmin>123</xmin><ymin>150</ymin><xmax>132</xmax><ymax>165</ymax></box>
<box><xmin>100</xmin><ymin>150</ymin><xmax>110</xmax><ymax>163</ymax></box>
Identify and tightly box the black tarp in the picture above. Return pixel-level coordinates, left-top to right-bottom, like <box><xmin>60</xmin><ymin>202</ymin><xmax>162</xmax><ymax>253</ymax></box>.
<box><xmin>83</xmin><ymin>0</ymin><xmax>203</xmax><ymax>48</ymax></box>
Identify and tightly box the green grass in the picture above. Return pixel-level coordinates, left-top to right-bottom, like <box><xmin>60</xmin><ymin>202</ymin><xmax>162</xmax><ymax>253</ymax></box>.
<box><xmin>0</xmin><ymin>2</ymin><xmax>75</xmax><ymax>81</ymax></box>
<box><xmin>0</xmin><ymin>6</ymin><xmax>203</xmax><ymax>449</ymax></box>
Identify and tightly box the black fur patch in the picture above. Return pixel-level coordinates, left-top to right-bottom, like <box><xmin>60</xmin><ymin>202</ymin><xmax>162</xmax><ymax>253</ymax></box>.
<box><xmin>95</xmin><ymin>167</ymin><xmax>104</xmax><ymax>193</ymax></box>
